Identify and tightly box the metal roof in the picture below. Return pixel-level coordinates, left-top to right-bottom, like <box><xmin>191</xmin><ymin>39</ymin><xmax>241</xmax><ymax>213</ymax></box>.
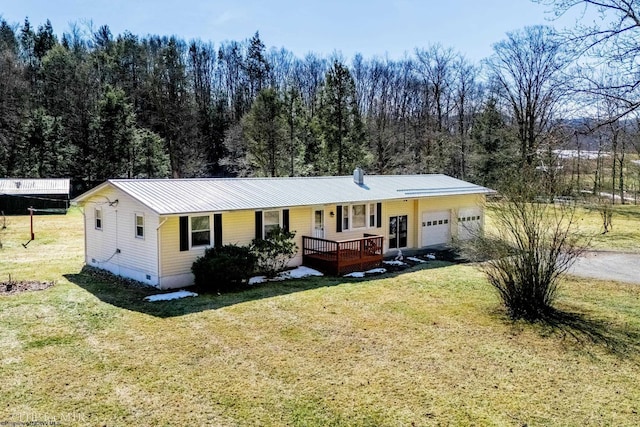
<box><xmin>0</xmin><ymin>178</ymin><xmax>70</xmax><ymax>195</ymax></box>
<box><xmin>74</xmin><ymin>175</ymin><xmax>493</xmax><ymax>215</ymax></box>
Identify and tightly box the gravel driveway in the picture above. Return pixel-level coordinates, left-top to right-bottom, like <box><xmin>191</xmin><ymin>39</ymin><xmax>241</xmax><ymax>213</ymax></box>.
<box><xmin>569</xmin><ymin>251</ymin><xmax>640</xmax><ymax>284</ymax></box>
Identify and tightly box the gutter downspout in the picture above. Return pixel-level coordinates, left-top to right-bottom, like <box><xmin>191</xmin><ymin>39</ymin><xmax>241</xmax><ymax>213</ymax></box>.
<box><xmin>79</xmin><ymin>204</ymin><xmax>87</xmax><ymax>267</ymax></box>
<box><xmin>156</xmin><ymin>217</ymin><xmax>168</xmax><ymax>289</ymax></box>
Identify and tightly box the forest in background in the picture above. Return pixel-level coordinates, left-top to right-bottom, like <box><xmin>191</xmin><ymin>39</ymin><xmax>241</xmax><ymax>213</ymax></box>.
<box><xmin>1</xmin><ymin>2</ymin><xmax>639</xmax><ymax>201</ymax></box>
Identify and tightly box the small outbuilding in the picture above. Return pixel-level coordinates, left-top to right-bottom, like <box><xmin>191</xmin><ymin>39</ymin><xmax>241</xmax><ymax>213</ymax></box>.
<box><xmin>73</xmin><ymin>172</ymin><xmax>493</xmax><ymax>289</ymax></box>
<box><xmin>0</xmin><ymin>178</ymin><xmax>71</xmax><ymax>215</ymax></box>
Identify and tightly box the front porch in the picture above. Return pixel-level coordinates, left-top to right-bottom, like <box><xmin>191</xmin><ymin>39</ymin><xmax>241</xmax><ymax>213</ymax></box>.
<box><xmin>302</xmin><ymin>235</ymin><xmax>384</xmax><ymax>276</ymax></box>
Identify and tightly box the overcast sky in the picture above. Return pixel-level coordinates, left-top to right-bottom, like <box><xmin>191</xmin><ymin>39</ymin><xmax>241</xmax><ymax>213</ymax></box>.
<box><xmin>1</xmin><ymin>0</ymin><xmax>581</xmax><ymax>62</ymax></box>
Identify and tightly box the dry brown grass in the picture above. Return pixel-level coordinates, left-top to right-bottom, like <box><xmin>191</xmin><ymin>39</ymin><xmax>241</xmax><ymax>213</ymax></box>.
<box><xmin>0</xmin><ymin>209</ymin><xmax>639</xmax><ymax>426</ymax></box>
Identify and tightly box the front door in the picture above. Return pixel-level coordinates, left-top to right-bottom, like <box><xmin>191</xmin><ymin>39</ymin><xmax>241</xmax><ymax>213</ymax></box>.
<box><xmin>313</xmin><ymin>209</ymin><xmax>325</xmax><ymax>238</ymax></box>
<box><xmin>389</xmin><ymin>215</ymin><xmax>408</xmax><ymax>249</ymax></box>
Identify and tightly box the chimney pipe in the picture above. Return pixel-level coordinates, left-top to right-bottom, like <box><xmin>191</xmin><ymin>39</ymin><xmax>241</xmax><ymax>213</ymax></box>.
<box><xmin>353</xmin><ymin>167</ymin><xmax>364</xmax><ymax>185</ymax></box>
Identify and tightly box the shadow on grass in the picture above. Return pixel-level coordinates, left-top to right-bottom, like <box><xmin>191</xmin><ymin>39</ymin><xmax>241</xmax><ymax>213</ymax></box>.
<box><xmin>538</xmin><ymin>308</ymin><xmax>640</xmax><ymax>358</ymax></box>
<box><xmin>64</xmin><ymin>261</ymin><xmax>454</xmax><ymax>318</ymax></box>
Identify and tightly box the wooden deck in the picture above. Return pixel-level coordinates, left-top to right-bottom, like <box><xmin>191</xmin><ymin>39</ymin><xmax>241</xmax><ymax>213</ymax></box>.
<box><xmin>302</xmin><ymin>235</ymin><xmax>384</xmax><ymax>276</ymax></box>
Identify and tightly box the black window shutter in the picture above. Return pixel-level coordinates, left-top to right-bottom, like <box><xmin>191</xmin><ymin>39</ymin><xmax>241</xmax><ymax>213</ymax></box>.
<box><xmin>336</xmin><ymin>205</ymin><xmax>342</xmax><ymax>232</ymax></box>
<box><xmin>282</xmin><ymin>209</ymin><xmax>290</xmax><ymax>233</ymax></box>
<box><xmin>376</xmin><ymin>202</ymin><xmax>382</xmax><ymax>228</ymax></box>
<box><xmin>214</xmin><ymin>214</ymin><xmax>223</xmax><ymax>248</ymax></box>
<box><xmin>179</xmin><ymin>216</ymin><xmax>189</xmax><ymax>251</ymax></box>
<box><xmin>255</xmin><ymin>211</ymin><xmax>263</xmax><ymax>240</ymax></box>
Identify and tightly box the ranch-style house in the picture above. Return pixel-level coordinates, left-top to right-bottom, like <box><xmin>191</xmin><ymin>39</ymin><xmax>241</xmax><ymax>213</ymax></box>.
<box><xmin>73</xmin><ymin>170</ymin><xmax>492</xmax><ymax>289</ymax></box>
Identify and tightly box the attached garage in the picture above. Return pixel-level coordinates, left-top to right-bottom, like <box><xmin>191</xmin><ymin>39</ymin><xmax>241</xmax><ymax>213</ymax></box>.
<box><xmin>457</xmin><ymin>207</ymin><xmax>483</xmax><ymax>240</ymax></box>
<box><xmin>421</xmin><ymin>210</ymin><xmax>451</xmax><ymax>247</ymax></box>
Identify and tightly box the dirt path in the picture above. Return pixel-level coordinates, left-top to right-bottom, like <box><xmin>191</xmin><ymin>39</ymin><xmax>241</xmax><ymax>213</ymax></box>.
<box><xmin>569</xmin><ymin>251</ymin><xmax>640</xmax><ymax>284</ymax></box>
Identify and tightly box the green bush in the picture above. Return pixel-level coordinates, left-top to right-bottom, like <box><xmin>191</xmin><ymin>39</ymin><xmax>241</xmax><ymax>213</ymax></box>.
<box><xmin>191</xmin><ymin>244</ymin><xmax>257</xmax><ymax>292</ymax></box>
<box><xmin>251</xmin><ymin>226</ymin><xmax>298</xmax><ymax>277</ymax></box>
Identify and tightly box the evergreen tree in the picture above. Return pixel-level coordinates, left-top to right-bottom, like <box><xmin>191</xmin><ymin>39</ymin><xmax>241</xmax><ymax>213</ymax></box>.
<box><xmin>147</xmin><ymin>37</ymin><xmax>202</xmax><ymax>177</ymax></box>
<box><xmin>0</xmin><ymin>20</ymin><xmax>28</xmax><ymax>177</ymax></box>
<box><xmin>132</xmin><ymin>128</ymin><xmax>169</xmax><ymax>178</ymax></box>
<box><xmin>91</xmin><ymin>85</ymin><xmax>136</xmax><ymax>179</ymax></box>
<box><xmin>282</xmin><ymin>86</ymin><xmax>306</xmax><ymax>176</ymax></box>
<box><xmin>318</xmin><ymin>59</ymin><xmax>367</xmax><ymax>175</ymax></box>
<box><xmin>0</xmin><ymin>20</ymin><xmax>19</xmax><ymax>54</ymax></box>
<box><xmin>243</xmin><ymin>88</ymin><xmax>286</xmax><ymax>177</ymax></box>
<box><xmin>34</xmin><ymin>20</ymin><xmax>57</xmax><ymax>61</ymax></box>
<box><xmin>19</xmin><ymin>107</ymin><xmax>54</xmax><ymax>177</ymax></box>
<box><xmin>471</xmin><ymin>97</ymin><xmax>517</xmax><ymax>189</ymax></box>
<box><xmin>245</xmin><ymin>32</ymin><xmax>270</xmax><ymax>100</ymax></box>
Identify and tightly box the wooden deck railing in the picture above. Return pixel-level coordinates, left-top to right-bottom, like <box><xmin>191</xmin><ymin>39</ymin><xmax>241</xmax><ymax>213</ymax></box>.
<box><xmin>302</xmin><ymin>235</ymin><xmax>384</xmax><ymax>276</ymax></box>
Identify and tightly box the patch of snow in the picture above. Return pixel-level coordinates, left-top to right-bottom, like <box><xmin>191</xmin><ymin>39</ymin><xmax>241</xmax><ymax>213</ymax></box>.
<box><xmin>144</xmin><ymin>290</ymin><xmax>198</xmax><ymax>302</ymax></box>
<box><xmin>407</xmin><ymin>256</ymin><xmax>426</xmax><ymax>263</ymax></box>
<box><xmin>344</xmin><ymin>272</ymin><xmax>366</xmax><ymax>278</ymax></box>
<box><xmin>425</xmin><ymin>253</ymin><xmax>436</xmax><ymax>260</ymax></box>
<box><xmin>248</xmin><ymin>266</ymin><xmax>324</xmax><ymax>285</ymax></box>
<box><xmin>279</xmin><ymin>266</ymin><xmax>324</xmax><ymax>279</ymax></box>
<box><xmin>553</xmin><ymin>150</ymin><xmax>608</xmax><ymax>160</ymax></box>
<box><xmin>248</xmin><ymin>276</ymin><xmax>266</xmax><ymax>285</ymax></box>
<box><xmin>597</xmin><ymin>191</ymin><xmax>636</xmax><ymax>202</ymax></box>
<box><xmin>383</xmin><ymin>260</ymin><xmax>406</xmax><ymax>266</ymax></box>
<box><xmin>344</xmin><ymin>267</ymin><xmax>387</xmax><ymax>278</ymax></box>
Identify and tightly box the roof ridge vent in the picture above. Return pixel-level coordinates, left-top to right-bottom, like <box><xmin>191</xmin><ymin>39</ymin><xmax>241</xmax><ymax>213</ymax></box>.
<box><xmin>353</xmin><ymin>167</ymin><xmax>364</xmax><ymax>185</ymax></box>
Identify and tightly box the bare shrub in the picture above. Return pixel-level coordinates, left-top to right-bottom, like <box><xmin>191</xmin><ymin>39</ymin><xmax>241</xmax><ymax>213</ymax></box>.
<box><xmin>460</xmin><ymin>189</ymin><xmax>587</xmax><ymax>321</ymax></box>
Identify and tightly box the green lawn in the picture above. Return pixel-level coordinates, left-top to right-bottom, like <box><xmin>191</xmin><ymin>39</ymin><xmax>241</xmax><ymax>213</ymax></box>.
<box><xmin>0</xmin><ymin>207</ymin><xmax>639</xmax><ymax>426</ymax></box>
<box><xmin>577</xmin><ymin>204</ymin><xmax>640</xmax><ymax>252</ymax></box>
<box><xmin>484</xmin><ymin>202</ymin><xmax>640</xmax><ymax>253</ymax></box>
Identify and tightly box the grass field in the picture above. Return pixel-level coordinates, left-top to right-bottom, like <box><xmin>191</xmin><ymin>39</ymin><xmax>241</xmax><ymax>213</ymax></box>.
<box><xmin>484</xmin><ymin>202</ymin><xmax>640</xmax><ymax>253</ymax></box>
<box><xmin>576</xmin><ymin>204</ymin><xmax>640</xmax><ymax>252</ymax></box>
<box><xmin>0</xmin><ymin>207</ymin><xmax>639</xmax><ymax>426</ymax></box>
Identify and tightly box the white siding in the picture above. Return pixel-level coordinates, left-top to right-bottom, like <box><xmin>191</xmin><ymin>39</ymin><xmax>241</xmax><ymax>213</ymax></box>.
<box><xmin>83</xmin><ymin>187</ymin><xmax>159</xmax><ymax>286</ymax></box>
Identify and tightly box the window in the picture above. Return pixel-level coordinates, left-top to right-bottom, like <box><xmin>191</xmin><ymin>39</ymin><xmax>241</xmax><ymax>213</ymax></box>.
<box><xmin>352</xmin><ymin>204</ymin><xmax>366</xmax><ymax>229</ymax></box>
<box><xmin>340</xmin><ymin>203</ymin><xmax>378</xmax><ymax>231</ymax></box>
<box><xmin>263</xmin><ymin>210</ymin><xmax>280</xmax><ymax>238</ymax></box>
<box><xmin>369</xmin><ymin>203</ymin><xmax>376</xmax><ymax>227</ymax></box>
<box><xmin>135</xmin><ymin>214</ymin><xmax>144</xmax><ymax>239</ymax></box>
<box><xmin>191</xmin><ymin>215</ymin><xmax>211</xmax><ymax>247</ymax></box>
<box><xmin>342</xmin><ymin>206</ymin><xmax>349</xmax><ymax>231</ymax></box>
<box><xmin>95</xmin><ymin>209</ymin><xmax>102</xmax><ymax>230</ymax></box>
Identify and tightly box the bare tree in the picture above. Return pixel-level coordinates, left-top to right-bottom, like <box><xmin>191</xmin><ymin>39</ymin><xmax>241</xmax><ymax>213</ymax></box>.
<box><xmin>485</xmin><ymin>26</ymin><xmax>570</xmax><ymax>169</ymax></box>
<box><xmin>537</xmin><ymin>0</ymin><xmax>640</xmax><ymax>120</ymax></box>
<box><xmin>452</xmin><ymin>57</ymin><xmax>482</xmax><ymax>179</ymax></box>
<box><xmin>415</xmin><ymin>45</ymin><xmax>456</xmax><ymax>172</ymax></box>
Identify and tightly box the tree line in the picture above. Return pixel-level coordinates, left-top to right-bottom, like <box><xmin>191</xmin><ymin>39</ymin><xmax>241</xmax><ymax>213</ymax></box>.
<box><xmin>1</xmin><ymin>1</ymin><xmax>639</xmax><ymax>201</ymax></box>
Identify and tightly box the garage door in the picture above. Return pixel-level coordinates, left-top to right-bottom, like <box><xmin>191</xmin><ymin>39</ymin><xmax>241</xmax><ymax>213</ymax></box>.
<box><xmin>457</xmin><ymin>207</ymin><xmax>482</xmax><ymax>240</ymax></box>
<box><xmin>421</xmin><ymin>210</ymin><xmax>451</xmax><ymax>247</ymax></box>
